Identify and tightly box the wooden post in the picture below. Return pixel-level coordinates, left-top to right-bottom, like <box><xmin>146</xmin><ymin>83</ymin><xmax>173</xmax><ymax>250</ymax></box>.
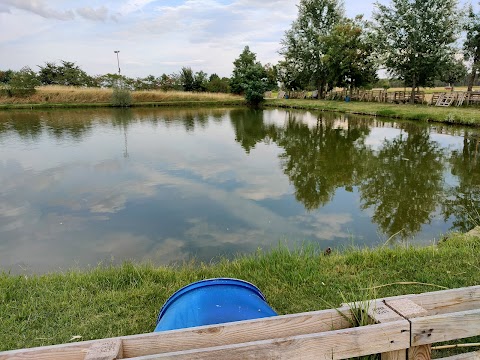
<box><xmin>361</xmin><ymin>300</ymin><xmax>408</xmax><ymax>360</ymax></box>
<box><xmin>386</xmin><ymin>299</ymin><xmax>430</xmax><ymax>360</ymax></box>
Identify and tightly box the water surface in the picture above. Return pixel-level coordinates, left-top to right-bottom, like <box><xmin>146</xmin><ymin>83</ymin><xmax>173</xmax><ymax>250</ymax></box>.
<box><xmin>0</xmin><ymin>107</ymin><xmax>479</xmax><ymax>273</ymax></box>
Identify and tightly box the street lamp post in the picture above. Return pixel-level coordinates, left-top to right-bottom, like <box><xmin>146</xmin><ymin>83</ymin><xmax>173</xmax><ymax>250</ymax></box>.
<box><xmin>114</xmin><ymin>50</ymin><xmax>121</xmax><ymax>75</ymax></box>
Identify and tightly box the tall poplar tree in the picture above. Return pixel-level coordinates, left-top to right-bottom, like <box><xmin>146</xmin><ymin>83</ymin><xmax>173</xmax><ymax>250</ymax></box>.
<box><xmin>279</xmin><ymin>0</ymin><xmax>344</xmax><ymax>98</ymax></box>
<box><xmin>372</xmin><ymin>0</ymin><xmax>460</xmax><ymax>103</ymax></box>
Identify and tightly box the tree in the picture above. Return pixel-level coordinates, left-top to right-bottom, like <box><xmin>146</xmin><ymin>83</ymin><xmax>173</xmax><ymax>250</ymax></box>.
<box><xmin>264</xmin><ymin>63</ymin><xmax>278</xmax><ymax>91</ymax></box>
<box><xmin>230</xmin><ymin>46</ymin><xmax>258</xmax><ymax>95</ymax></box>
<box><xmin>372</xmin><ymin>0</ymin><xmax>460</xmax><ymax>103</ymax></box>
<box><xmin>38</xmin><ymin>60</ymin><xmax>92</xmax><ymax>86</ymax></box>
<box><xmin>231</xmin><ymin>46</ymin><xmax>268</xmax><ymax>105</ymax></box>
<box><xmin>159</xmin><ymin>73</ymin><xmax>182</xmax><ymax>91</ymax></box>
<box><xmin>8</xmin><ymin>66</ymin><xmax>40</xmax><ymax>96</ymax></box>
<box><xmin>0</xmin><ymin>69</ymin><xmax>13</xmax><ymax>84</ymax></box>
<box><xmin>463</xmin><ymin>5</ymin><xmax>480</xmax><ymax>91</ymax></box>
<box><xmin>206</xmin><ymin>74</ymin><xmax>230</xmax><ymax>93</ymax></box>
<box><xmin>179</xmin><ymin>67</ymin><xmax>194</xmax><ymax>91</ymax></box>
<box><xmin>323</xmin><ymin>16</ymin><xmax>378</xmax><ymax>94</ymax></box>
<box><xmin>193</xmin><ymin>71</ymin><xmax>208</xmax><ymax>92</ymax></box>
<box><xmin>439</xmin><ymin>57</ymin><xmax>468</xmax><ymax>91</ymax></box>
<box><xmin>279</xmin><ymin>0</ymin><xmax>344</xmax><ymax>97</ymax></box>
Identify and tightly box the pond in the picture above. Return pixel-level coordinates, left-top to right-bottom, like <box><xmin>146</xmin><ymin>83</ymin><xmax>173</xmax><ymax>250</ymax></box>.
<box><xmin>0</xmin><ymin>107</ymin><xmax>479</xmax><ymax>273</ymax></box>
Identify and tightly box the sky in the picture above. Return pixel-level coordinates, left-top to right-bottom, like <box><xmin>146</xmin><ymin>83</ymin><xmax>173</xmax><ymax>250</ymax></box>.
<box><xmin>0</xmin><ymin>0</ymin><xmax>476</xmax><ymax>78</ymax></box>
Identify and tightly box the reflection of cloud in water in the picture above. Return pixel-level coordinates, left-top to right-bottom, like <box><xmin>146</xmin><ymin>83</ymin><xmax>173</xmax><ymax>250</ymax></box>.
<box><xmin>93</xmin><ymin>159</ymin><xmax>122</xmax><ymax>173</ymax></box>
<box><xmin>185</xmin><ymin>218</ymin><xmax>268</xmax><ymax>246</ymax></box>
<box><xmin>365</xmin><ymin>128</ymin><xmax>402</xmax><ymax>150</ymax></box>
<box><xmin>292</xmin><ymin>213</ymin><xmax>353</xmax><ymax>240</ymax></box>
<box><xmin>90</xmin><ymin>194</ymin><xmax>127</xmax><ymax>214</ymax></box>
<box><xmin>146</xmin><ymin>238</ymin><xmax>189</xmax><ymax>265</ymax></box>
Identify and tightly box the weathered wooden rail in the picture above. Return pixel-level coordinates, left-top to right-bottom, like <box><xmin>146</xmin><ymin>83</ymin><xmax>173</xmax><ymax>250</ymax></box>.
<box><xmin>1</xmin><ymin>286</ymin><xmax>479</xmax><ymax>360</ymax></box>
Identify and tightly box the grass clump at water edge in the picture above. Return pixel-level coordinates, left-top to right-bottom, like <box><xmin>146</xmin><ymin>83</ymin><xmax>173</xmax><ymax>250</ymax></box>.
<box><xmin>0</xmin><ymin>234</ymin><xmax>479</xmax><ymax>352</ymax></box>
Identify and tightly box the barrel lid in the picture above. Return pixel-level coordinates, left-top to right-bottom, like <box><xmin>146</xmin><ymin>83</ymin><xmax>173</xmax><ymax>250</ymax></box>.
<box><xmin>156</xmin><ymin>278</ymin><xmax>266</xmax><ymax>325</ymax></box>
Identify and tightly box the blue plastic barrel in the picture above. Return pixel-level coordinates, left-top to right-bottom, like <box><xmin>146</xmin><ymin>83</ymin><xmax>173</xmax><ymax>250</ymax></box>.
<box><xmin>154</xmin><ymin>278</ymin><xmax>277</xmax><ymax>332</ymax></box>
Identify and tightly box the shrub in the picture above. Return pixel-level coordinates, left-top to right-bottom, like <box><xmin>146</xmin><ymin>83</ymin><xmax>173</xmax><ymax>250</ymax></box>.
<box><xmin>111</xmin><ymin>87</ymin><xmax>132</xmax><ymax>107</ymax></box>
<box><xmin>8</xmin><ymin>67</ymin><xmax>40</xmax><ymax>97</ymax></box>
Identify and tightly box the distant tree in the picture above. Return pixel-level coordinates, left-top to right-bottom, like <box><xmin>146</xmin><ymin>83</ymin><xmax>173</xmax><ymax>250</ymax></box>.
<box><xmin>230</xmin><ymin>46</ymin><xmax>258</xmax><ymax>95</ymax></box>
<box><xmin>439</xmin><ymin>57</ymin><xmax>468</xmax><ymax>91</ymax></box>
<box><xmin>375</xmin><ymin>79</ymin><xmax>391</xmax><ymax>90</ymax></box>
<box><xmin>464</xmin><ymin>5</ymin><xmax>480</xmax><ymax>91</ymax></box>
<box><xmin>372</xmin><ymin>0</ymin><xmax>460</xmax><ymax>103</ymax></box>
<box><xmin>38</xmin><ymin>60</ymin><xmax>92</xmax><ymax>86</ymax></box>
<box><xmin>95</xmin><ymin>73</ymin><xmax>124</xmax><ymax>88</ymax></box>
<box><xmin>193</xmin><ymin>71</ymin><xmax>208</xmax><ymax>92</ymax></box>
<box><xmin>180</xmin><ymin>67</ymin><xmax>194</xmax><ymax>91</ymax></box>
<box><xmin>38</xmin><ymin>62</ymin><xmax>59</xmax><ymax>85</ymax></box>
<box><xmin>264</xmin><ymin>63</ymin><xmax>278</xmax><ymax>91</ymax></box>
<box><xmin>0</xmin><ymin>69</ymin><xmax>13</xmax><ymax>84</ymax></box>
<box><xmin>277</xmin><ymin>59</ymin><xmax>306</xmax><ymax>92</ymax></box>
<box><xmin>231</xmin><ymin>46</ymin><xmax>268</xmax><ymax>105</ymax></box>
<box><xmin>134</xmin><ymin>75</ymin><xmax>158</xmax><ymax>90</ymax></box>
<box><xmin>60</xmin><ymin>61</ymin><xmax>92</xmax><ymax>86</ymax></box>
<box><xmin>323</xmin><ymin>16</ymin><xmax>378</xmax><ymax>94</ymax></box>
<box><xmin>279</xmin><ymin>0</ymin><xmax>344</xmax><ymax>97</ymax></box>
<box><xmin>206</xmin><ymin>74</ymin><xmax>230</xmax><ymax>93</ymax></box>
<box><xmin>8</xmin><ymin>66</ymin><xmax>40</xmax><ymax>96</ymax></box>
<box><xmin>159</xmin><ymin>73</ymin><xmax>182</xmax><ymax>91</ymax></box>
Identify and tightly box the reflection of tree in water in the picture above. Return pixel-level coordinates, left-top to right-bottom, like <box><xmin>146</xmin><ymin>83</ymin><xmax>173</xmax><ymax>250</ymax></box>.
<box><xmin>443</xmin><ymin>131</ymin><xmax>480</xmax><ymax>232</ymax></box>
<box><xmin>277</xmin><ymin>114</ymin><xmax>371</xmax><ymax>210</ymax></box>
<box><xmin>360</xmin><ymin>125</ymin><xmax>445</xmax><ymax>239</ymax></box>
<box><xmin>0</xmin><ymin>108</ymin><xmax>229</xmax><ymax>140</ymax></box>
<box><xmin>0</xmin><ymin>112</ymin><xmax>43</xmax><ymax>140</ymax></box>
<box><xmin>230</xmin><ymin>109</ymin><xmax>277</xmax><ymax>153</ymax></box>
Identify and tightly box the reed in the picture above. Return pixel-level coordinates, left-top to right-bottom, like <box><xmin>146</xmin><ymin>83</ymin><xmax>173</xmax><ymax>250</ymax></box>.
<box><xmin>0</xmin><ymin>86</ymin><xmax>243</xmax><ymax>105</ymax></box>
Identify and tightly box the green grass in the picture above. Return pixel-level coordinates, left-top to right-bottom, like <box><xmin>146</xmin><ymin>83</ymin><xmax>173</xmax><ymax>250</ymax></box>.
<box><xmin>1</xmin><ymin>234</ymin><xmax>479</xmax><ymax>352</ymax></box>
<box><xmin>265</xmin><ymin>99</ymin><xmax>480</xmax><ymax>126</ymax></box>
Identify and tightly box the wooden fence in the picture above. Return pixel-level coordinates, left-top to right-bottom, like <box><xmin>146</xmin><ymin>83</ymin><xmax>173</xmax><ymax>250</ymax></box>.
<box><xmin>1</xmin><ymin>286</ymin><xmax>479</xmax><ymax>360</ymax></box>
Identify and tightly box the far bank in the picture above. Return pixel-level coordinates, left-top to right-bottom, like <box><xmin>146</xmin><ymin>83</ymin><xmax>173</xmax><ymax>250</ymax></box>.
<box><xmin>2</xmin><ymin>87</ymin><xmax>480</xmax><ymax>127</ymax></box>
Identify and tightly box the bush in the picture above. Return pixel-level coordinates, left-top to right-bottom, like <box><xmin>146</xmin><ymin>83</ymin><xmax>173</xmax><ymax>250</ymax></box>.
<box><xmin>8</xmin><ymin>67</ymin><xmax>40</xmax><ymax>97</ymax></box>
<box><xmin>111</xmin><ymin>87</ymin><xmax>132</xmax><ymax>107</ymax></box>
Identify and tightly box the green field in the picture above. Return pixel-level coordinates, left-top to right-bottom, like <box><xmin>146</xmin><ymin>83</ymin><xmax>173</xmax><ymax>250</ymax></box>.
<box><xmin>1</xmin><ymin>233</ymin><xmax>479</xmax><ymax>352</ymax></box>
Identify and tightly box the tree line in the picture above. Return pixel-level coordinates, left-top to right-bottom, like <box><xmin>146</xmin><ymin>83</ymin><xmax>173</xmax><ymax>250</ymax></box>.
<box><xmin>2</xmin><ymin>0</ymin><xmax>480</xmax><ymax>105</ymax></box>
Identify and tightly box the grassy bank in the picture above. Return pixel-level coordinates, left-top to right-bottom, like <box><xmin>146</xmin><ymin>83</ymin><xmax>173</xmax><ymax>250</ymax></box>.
<box><xmin>1</xmin><ymin>234</ymin><xmax>479</xmax><ymax>352</ymax></box>
<box><xmin>0</xmin><ymin>86</ymin><xmax>245</xmax><ymax>109</ymax></box>
<box><xmin>265</xmin><ymin>99</ymin><xmax>480</xmax><ymax>126</ymax></box>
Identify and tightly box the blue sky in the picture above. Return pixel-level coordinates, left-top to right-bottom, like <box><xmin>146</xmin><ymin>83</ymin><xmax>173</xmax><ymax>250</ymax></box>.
<box><xmin>0</xmin><ymin>0</ymin><xmax>475</xmax><ymax>78</ymax></box>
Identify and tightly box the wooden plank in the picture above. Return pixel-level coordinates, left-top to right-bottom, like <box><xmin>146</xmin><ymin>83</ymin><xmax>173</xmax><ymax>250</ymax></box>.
<box><xmin>377</xmin><ymin>286</ymin><xmax>480</xmax><ymax>316</ymax></box>
<box><xmin>128</xmin><ymin>320</ymin><xmax>411</xmax><ymax>360</ymax></box>
<box><xmin>409</xmin><ymin>345</ymin><xmax>431</xmax><ymax>360</ymax></box>
<box><xmin>385</xmin><ymin>299</ymin><xmax>428</xmax><ymax>319</ymax></box>
<box><xmin>122</xmin><ymin>307</ymin><xmax>353</xmax><ymax>358</ymax></box>
<box><xmin>0</xmin><ymin>343</ymin><xmax>92</xmax><ymax>360</ymax></box>
<box><xmin>435</xmin><ymin>351</ymin><xmax>480</xmax><ymax>360</ymax></box>
<box><xmin>0</xmin><ymin>307</ymin><xmax>353</xmax><ymax>360</ymax></box>
<box><xmin>411</xmin><ymin>309</ymin><xmax>480</xmax><ymax>346</ymax></box>
<box><xmin>457</xmin><ymin>92</ymin><xmax>467</xmax><ymax>106</ymax></box>
<box><xmin>84</xmin><ymin>340</ymin><xmax>123</xmax><ymax>360</ymax></box>
<box><xmin>382</xmin><ymin>350</ymin><xmax>406</xmax><ymax>360</ymax></box>
<box><xmin>368</xmin><ymin>300</ymin><xmax>405</xmax><ymax>323</ymax></box>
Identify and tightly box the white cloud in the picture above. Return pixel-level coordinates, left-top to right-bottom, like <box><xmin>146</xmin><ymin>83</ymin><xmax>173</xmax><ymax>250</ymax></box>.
<box><xmin>76</xmin><ymin>6</ymin><xmax>109</xmax><ymax>22</ymax></box>
<box><xmin>1</xmin><ymin>0</ymin><xmax>75</xmax><ymax>20</ymax></box>
<box><xmin>119</xmin><ymin>0</ymin><xmax>158</xmax><ymax>15</ymax></box>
